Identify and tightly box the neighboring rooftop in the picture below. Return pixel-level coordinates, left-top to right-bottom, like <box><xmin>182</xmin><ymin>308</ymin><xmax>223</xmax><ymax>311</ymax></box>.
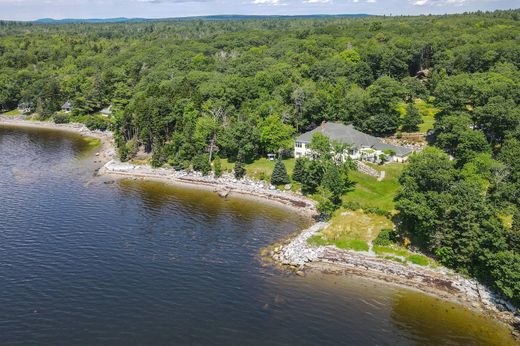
<box><xmin>296</xmin><ymin>122</ymin><xmax>413</xmax><ymax>157</ymax></box>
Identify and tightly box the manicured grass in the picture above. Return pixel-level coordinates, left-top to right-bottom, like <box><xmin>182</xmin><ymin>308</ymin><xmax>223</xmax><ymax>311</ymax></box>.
<box><xmin>221</xmin><ymin>157</ymin><xmax>295</xmax><ymax>182</ymax></box>
<box><xmin>342</xmin><ymin>163</ymin><xmax>404</xmax><ymax>212</ymax></box>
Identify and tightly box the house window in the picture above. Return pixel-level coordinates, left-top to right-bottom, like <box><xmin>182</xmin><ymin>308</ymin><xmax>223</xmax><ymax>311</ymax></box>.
<box><xmin>295</xmin><ymin>142</ymin><xmax>303</xmax><ymax>148</ymax></box>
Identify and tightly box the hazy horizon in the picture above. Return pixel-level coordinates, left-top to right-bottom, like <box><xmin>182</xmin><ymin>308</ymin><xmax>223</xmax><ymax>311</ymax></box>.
<box><xmin>0</xmin><ymin>0</ymin><xmax>517</xmax><ymax>21</ymax></box>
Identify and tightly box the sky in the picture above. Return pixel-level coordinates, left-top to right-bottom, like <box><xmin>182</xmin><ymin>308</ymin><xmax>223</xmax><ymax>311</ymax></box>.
<box><xmin>0</xmin><ymin>0</ymin><xmax>517</xmax><ymax>21</ymax></box>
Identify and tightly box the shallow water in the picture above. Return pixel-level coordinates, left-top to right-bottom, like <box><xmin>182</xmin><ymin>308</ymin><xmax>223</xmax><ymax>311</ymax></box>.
<box><xmin>0</xmin><ymin>125</ymin><xmax>516</xmax><ymax>345</ymax></box>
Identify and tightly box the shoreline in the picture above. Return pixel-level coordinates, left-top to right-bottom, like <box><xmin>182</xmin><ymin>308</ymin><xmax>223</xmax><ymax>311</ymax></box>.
<box><xmin>0</xmin><ymin>116</ymin><xmax>317</xmax><ymax>216</ymax></box>
<box><xmin>265</xmin><ymin>222</ymin><xmax>520</xmax><ymax>334</ymax></box>
<box><xmin>2</xmin><ymin>116</ymin><xmax>518</xmax><ymax>336</ymax></box>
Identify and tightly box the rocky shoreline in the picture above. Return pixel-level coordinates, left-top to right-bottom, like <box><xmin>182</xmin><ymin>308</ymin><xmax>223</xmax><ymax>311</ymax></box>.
<box><xmin>2</xmin><ymin>117</ymin><xmax>519</xmax><ymax>337</ymax></box>
<box><xmin>266</xmin><ymin>222</ymin><xmax>520</xmax><ymax>334</ymax></box>
<box><xmin>100</xmin><ymin>160</ymin><xmax>317</xmax><ymax>214</ymax></box>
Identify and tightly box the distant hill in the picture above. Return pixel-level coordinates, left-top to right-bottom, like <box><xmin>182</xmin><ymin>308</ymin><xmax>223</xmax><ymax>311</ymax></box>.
<box><xmin>34</xmin><ymin>17</ymin><xmax>147</xmax><ymax>24</ymax></box>
<box><xmin>34</xmin><ymin>14</ymin><xmax>372</xmax><ymax>24</ymax></box>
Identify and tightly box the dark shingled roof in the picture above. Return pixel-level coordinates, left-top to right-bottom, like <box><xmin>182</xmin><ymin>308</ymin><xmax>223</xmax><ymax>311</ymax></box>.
<box><xmin>296</xmin><ymin>122</ymin><xmax>413</xmax><ymax>157</ymax></box>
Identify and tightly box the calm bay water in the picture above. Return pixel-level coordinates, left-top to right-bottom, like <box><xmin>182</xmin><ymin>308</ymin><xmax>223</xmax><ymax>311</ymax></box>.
<box><xmin>0</xmin><ymin>125</ymin><xmax>516</xmax><ymax>345</ymax></box>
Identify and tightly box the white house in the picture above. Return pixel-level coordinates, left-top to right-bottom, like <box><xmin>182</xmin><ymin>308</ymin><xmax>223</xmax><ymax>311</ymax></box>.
<box><xmin>294</xmin><ymin>122</ymin><xmax>413</xmax><ymax>163</ymax></box>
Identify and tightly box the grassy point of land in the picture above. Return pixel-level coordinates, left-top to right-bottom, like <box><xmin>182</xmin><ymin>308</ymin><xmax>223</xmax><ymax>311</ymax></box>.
<box><xmin>307</xmin><ymin>209</ymin><xmax>392</xmax><ymax>251</ymax></box>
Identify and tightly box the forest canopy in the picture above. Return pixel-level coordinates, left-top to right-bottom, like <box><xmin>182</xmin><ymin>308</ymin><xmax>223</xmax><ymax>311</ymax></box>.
<box><xmin>1</xmin><ymin>9</ymin><xmax>519</xmax><ymax>305</ymax></box>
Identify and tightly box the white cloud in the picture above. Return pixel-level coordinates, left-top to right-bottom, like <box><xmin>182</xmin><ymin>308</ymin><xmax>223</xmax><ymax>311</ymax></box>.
<box><xmin>411</xmin><ymin>0</ymin><xmax>466</xmax><ymax>6</ymax></box>
<box><xmin>252</xmin><ymin>0</ymin><xmax>286</xmax><ymax>5</ymax></box>
<box><xmin>303</xmin><ymin>0</ymin><xmax>332</xmax><ymax>3</ymax></box>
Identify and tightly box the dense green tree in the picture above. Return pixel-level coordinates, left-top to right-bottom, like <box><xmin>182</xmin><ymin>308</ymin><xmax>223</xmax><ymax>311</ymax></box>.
<box><xmin>292</xmin><ymin>157</ymin><xmax>307</xmax><ymax>182</ymax></box>
<box><xmin>213</xmin><ymin>156</ymin><xmax>223</xmax><ymax>178</ymax></box>
<box><xmin>300</xmin><ymin>160</ymin><xmax>324</xmax><ymax>195</ymax></box>
<box><xmin>401</xmin><ymin>102</ymin><xmax>423</xmax><ymax>132</ymax></box>
<box><xmin>321</xmin><ymin>162</ymin><xmax>352</xmax><ymax>204</ymax></box>
<box><xmin>192</xmin><ymin>154</ymin><xmax>211</xmax><ymax>175</ymax></box>
<box><xmin>234</xmin><ymin>158</ymin><xmax>246</xmax><ymax>179</ymax></box>
<box><xmin>259</xmin><ymin>114</ymin><xmax>295</xmax><ymax>155</ymax></box>
<box><xmin>271</xmin><ymin>160</ymin><xmax>290</xmax><ymax>186</ymax></box>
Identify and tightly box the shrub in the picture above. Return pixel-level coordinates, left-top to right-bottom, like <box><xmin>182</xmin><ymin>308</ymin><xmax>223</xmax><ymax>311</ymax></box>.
<box><xmin>53</xmin><ymin>113</ymin><xmax>69</xmax><ymax>124</ymax></box>
<box><xmin>117</xmin><ymin>139</ymin><xmax>137</xmax><ymax>162</ymax></box>
<box><xmin>85</xmin><ymin>115</ymin><xmax>110</xmax><ymax>131</ymax></box>
<box><xmin>192</xmin><ymin>154</ymin><xmax>211</xmax><ymax>175</ymax></box>
<box><xmin>365</xmin><ymin>206</ymin><xmax>392</xmax><ymax>218</ymax></box>
<box><xmin>407</xmin><ymin>254</ymin><xmax>430</xmax><ymax>266</ymax></box>
<box><xmin>150</xmin><ymin>146</ymin><xmax>164</xmax><ymax>168</ymax></box>
<box><xmin>374</xmin><ymin>228</ymin><xmax>397</xmax><ymax>246</ymax></box>
<box><xmin>343</xmin><ymin>200</ymin><xmax>362</xmax><ymax>211</ymax></box>
<box><xmin>170</xmin><ymin>155</ymin><xmax>184</xmax><ymax>171</ymax></box>
<box><xmin>234</xmin><ymin>160</ymin><xmax>246</xmax><ymax>179</ymax></box>
<box><xmin>213</xmin><ymin>156</ymin><xmax>223</xmax><ymax>178</ymax></box>
<box><xmin>118</xmin><ymin>143</ymin><xmax>129</xmax><ymax>162</ymax></box>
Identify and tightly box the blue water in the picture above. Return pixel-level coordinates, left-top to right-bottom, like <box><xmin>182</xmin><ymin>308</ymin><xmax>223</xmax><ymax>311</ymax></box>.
<box><xmin>0</xmin><ymin>125</ymin><xmax>515</xmax><ymax>345</ymax></box>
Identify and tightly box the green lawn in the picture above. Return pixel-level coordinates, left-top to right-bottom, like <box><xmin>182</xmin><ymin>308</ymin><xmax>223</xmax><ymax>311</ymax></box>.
<box><xmin>221</xmin><ymin>157</ymin><xmax>295</xmax><ymax>181</ymax></box>
<box><xmin>342</xmin><ymin>163</ymin><xmax>404</xmax><ymax>212</ymax></box>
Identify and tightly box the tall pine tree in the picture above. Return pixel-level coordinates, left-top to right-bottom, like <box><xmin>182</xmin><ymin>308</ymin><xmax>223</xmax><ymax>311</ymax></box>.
<box><xmin>292</xmin><ymin>157</ymin><xmax>307</xmax><ymax>182</ymax></box>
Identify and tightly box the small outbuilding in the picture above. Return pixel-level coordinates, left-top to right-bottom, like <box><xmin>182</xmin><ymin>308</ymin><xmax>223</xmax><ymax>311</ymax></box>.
<box><xmin>100</xmin><ymin>105</ymin><xmax>112</xmax><ymax>117</ymax></box>
<box><xmin>61</xmin><ymin>101</ymin><xmax>72</xmax><ymax>113</ymax></box>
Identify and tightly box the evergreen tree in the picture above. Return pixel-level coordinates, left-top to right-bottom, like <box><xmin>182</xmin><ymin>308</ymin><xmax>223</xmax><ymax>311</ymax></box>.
<box><xmin>213</xmin><ymin>156</ymin><xmax>223</xmax><ymax>178</ymax></box>
<box><xmin>292</xmin><ymin>157</ymin><xmax>307</xmax><ymax>182</ymax></box>
<box><xmin>193</xmin><ymin>154</ymin><xmax>211</xmax><ymax>175</ymax></box>
<box><xmin>508</xmin><ymin>207</ymin><xmax>520</xmax><ymax>252</ymax></box>
<box><xmin>234</xmin><ymin>158</ymin><xmax>246</xmax><ymax>179</ymax></box>
<box><xmin>150</xmin><ymin>146</ymin><xmax>164</xmax><ymax>168</ymax></box>
<box><xmin>271</xmin><ymin>160</ymin><xmax>290</xmax><ymax>185</ymax></box>
<box><xmin>402</xmin><ymin>102</ymin><xmax>423</xmax><ymax>132</ymax></box>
